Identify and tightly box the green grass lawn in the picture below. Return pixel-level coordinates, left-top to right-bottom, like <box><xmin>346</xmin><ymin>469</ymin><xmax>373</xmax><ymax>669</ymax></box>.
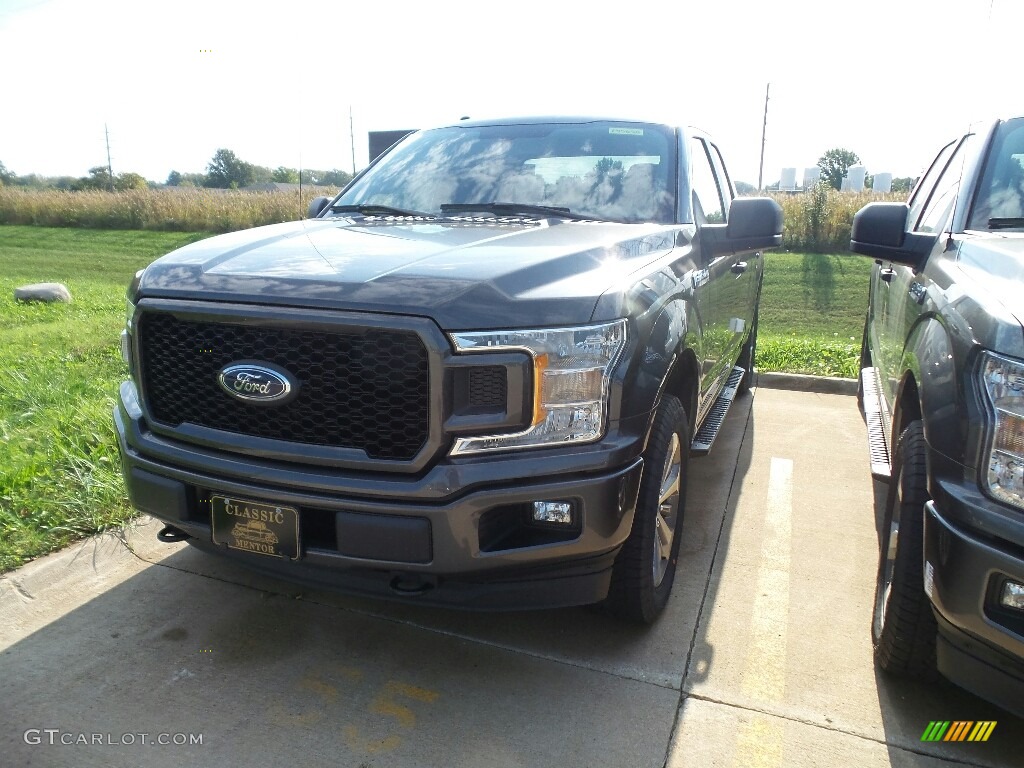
<box><xmin>0</xmin><ymin>227</ymin><xmax>873</xmax><ymax>571</ymax></box>
<box><xmin>758</xmin><ymin>251</ymin><xmax>872</xmax><ymax>377</ymax></box>
<box><xmin>0</xmin><ymin>227</ymin><xmax>208</xmax><ymax>571</ymax></box>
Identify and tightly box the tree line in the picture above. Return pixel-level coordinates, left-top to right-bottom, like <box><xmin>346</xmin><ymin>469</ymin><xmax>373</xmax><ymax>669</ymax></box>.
<box><xmin>1</xmin><ymin>146</ymin><xmax>913</xmax><ymax>195</ymax></box>
<box><xmin>0</xmin><ymin>149</ymin><xmax>353</xmax><ymax>192</ymax></box>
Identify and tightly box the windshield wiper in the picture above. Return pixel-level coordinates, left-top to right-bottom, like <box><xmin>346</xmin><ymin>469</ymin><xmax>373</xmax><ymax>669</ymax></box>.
<box><xmin>440</xmin><ymin>202</ymin><xmax>595</xmax><ymax>221</ymax></box>
<box><xmin>989</xmin><ymin>217</ymin><xmax>1024</xmax><ymax>230</ymax></box>
<box><xmin>330</xmin><ymin>204</ymin><xmax>433</xmax><ymax>218</ymax></box>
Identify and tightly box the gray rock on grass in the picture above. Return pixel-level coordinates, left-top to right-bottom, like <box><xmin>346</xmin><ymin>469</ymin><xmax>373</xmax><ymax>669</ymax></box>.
<box><xmin>14</xmin><ymin>283</ymin><xmax>73</xmax><ymax>303</ymax></box>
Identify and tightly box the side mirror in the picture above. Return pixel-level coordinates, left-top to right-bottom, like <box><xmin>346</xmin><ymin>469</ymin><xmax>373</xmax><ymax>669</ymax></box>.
<box><xmin>307</xmin><ymin>196</ymin><xmax>331</xmax><ymax>219</ymax></box>
<box><xmin>725</xmin><ymin>197</ymin><xmax>784</xmax><ymax>247</ymax></box>
<box><xmin>702</xmin><ymin>197</ymin><xmax>783</xmax><ymax>257</ymax></box>
<box><xmin>850</xmin><ymin>202</ymin><xmax>935</xmax><ymax>267</ymax></box>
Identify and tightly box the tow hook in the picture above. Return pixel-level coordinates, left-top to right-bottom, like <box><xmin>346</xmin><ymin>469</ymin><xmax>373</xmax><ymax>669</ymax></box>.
<box><xmin>389</xmin><ymin>574</ymin><xmax>436</xmax><ymax>596</ymax></box>
<box><xmin>157</xmin><ymin>525</ymin><xmax>191</xmax><ymax>543</ymax></box>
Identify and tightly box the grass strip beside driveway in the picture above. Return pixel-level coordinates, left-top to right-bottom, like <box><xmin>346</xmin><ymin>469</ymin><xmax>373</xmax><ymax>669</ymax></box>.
<box><xmin>0</xmin><ymin>227</ymin><xmax>207</xmax><ymax>570</ymax></box>
<box><xmin>758</xmin><ymin>251</ymin><xmax>871</xmax><ymax>378</ymax></box>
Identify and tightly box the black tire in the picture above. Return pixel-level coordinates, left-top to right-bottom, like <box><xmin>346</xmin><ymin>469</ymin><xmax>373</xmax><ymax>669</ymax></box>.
<box><xmin>605</xmin><ymin>395</ymin><xmax>689</xmax><ymax>623</ymax></box>
<box><xmin>736</xmin><ymin>312</ymin><xmax>758</xmax><ymax>396</ymax></box>
<box><xmin>872</xmin><ymin>421</ymin><xmax>938</xmax><ymax>679</ymax></box>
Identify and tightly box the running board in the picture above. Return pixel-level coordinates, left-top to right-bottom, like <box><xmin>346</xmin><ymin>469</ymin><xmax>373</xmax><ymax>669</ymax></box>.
<box><xmin>691</xmin><ymin>366</ymin><xmax>744</xmax><ymax>454</ymax></box>
<box><xmin>860</xmin><ymin>366</ymin><xmax>892</xmax><ymax>481</ymax></box>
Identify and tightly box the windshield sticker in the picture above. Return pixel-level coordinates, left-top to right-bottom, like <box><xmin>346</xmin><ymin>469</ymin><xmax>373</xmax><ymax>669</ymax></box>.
<box><xmin>609</xmin><ymin>127</ymin><xmax>644</xmax><ymax>136</ymax></box>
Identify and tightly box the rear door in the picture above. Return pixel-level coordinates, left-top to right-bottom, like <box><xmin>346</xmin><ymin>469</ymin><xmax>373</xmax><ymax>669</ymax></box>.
<box><xmin>707</xmin><ymin>140</ymin><xmax>760</xmax><ymax>342</ymax></box>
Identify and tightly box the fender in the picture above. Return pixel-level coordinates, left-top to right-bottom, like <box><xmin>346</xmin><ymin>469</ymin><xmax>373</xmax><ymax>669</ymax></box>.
<box><xmin>896</xmin><ymin>313</ymin><xmax>965</xmax><ymax>464</ymax></box>
<box><xmin>625</xmin><ymin>295</ymin><xmax>702</xmax><ymax>450</ymax></box>
<box><xmin>597</xmin><ymin>238</ymin><xmax>702</xmax><ymax>430</ymax></box>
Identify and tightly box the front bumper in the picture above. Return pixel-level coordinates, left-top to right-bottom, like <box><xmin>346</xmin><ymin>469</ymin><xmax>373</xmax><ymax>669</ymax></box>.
<box><xmin>923</xmin><ymin>495</ymin><xmax>1024</xmax><ymax>717</ymax></box>
<box><xmin>115</xmin><ymin>382</ymin><xmax>645</xmax><ymax>610</ymax></box>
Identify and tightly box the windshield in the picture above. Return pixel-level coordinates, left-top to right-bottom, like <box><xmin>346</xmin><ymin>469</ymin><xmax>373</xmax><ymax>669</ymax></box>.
<box><xmin>968</xmin><ymin>117</ymin><xmax>1024</xmax><ymax>231</ymax></box>
<box><xmin>335</xmin><ymin>121</ymin><xmax>677</xmax><ymax>224</ymax></box>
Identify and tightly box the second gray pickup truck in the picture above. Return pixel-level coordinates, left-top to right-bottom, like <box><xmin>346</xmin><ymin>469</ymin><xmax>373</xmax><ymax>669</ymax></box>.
<box><xmin>854</xmin><ymin>116</ymin><xmax>1024</xmax><ymax>715</ymax></box>
<box><xmin>115</xmin><ymin>116</ymin><xmax>782</xmax><ymax>622</ymax></box>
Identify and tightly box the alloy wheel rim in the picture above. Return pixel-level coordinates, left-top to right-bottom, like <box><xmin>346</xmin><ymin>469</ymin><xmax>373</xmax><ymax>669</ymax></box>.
<box><xmin>653</xmin><ymin>433</ymin><xmax>681</xmax><ymax>587</ymax></box>
<box><xmin>875</xmin><ymin>490</ymin><xmax>901</xmax><ymax>636</ymax></box>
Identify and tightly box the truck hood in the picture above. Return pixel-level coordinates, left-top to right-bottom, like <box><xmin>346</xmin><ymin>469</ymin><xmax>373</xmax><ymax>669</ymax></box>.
<box><xmin>138</xmin><ymin>217</ymin><xmax>681</xmax><ymax>329</ymax></box>
<box><xmin>956</xmin><ymin>234</ymin><xmax>1024</xmax><ymax>351</ymax></box>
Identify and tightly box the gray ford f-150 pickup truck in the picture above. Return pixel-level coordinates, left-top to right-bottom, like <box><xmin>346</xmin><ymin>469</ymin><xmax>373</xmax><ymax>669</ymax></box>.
<box><xmin>115</xmin><ymin>116</ymin><xmax>782</xmax><ymax>622</ymax></box>
<box><xmin>854</xmin><ymin>116</ymin><xmax>1024</xmax><ymax>714</ymax></box>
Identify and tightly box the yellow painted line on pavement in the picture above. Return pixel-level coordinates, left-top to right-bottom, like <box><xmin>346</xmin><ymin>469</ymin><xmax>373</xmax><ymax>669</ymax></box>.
<box><xmin>733</xmin><ymin>457</ymin><xmax>793</xmax><ymax>768</ymax></box>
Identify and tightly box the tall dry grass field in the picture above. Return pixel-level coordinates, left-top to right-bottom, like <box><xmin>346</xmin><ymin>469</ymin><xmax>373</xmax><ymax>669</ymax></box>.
<box><xmin>0</xmin><ymin>185</ymin><xmax>906</xmax><ymax>247</ymax></box>
<box><xmin>769</xmin><ymin>188</ymin><xmax>906</xmax><ymax>252</ymax></box>
<box><xmin>0</xmin><ymin>186</ymin><xmax>339</xmax><ymax>233</ymax></box>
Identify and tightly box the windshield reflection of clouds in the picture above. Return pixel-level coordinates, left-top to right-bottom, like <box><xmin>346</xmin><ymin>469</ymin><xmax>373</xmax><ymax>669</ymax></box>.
<box><xmin>969</xmin><ymin>119</ymin><xmax>1024</xmax><ymax>229</ymax></box>
<box><xmin>341</xmin><ymin>123</ymin><xmax>676</xmax><ymax>224</ymax></box>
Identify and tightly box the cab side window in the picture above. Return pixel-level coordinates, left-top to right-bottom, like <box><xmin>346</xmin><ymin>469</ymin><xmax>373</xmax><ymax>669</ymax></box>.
<box><xmin>912</xmin><ymin>137</ymin><xmax>974</xmax><ymax>233</ymax></box>
<box><xmin>689</xmin><ymin>138</ymin><xmax>725</xmax><ymax>224</ymax></box>
<box><xmin>907</xmin><ymin>140</ymin><xmax>957</xmax><ymax>226</ymax></box>
<box><xmin>707</xmin><ymin>142</ymin><xmax>735</xmax><ymax>210</ymax></box>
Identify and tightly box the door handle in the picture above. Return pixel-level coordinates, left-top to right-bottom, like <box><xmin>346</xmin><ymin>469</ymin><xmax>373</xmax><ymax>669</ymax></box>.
<box><xmin>731</xmin><ymin>262</ymin><xmax>748</xmax><ymax>274</ymax></box>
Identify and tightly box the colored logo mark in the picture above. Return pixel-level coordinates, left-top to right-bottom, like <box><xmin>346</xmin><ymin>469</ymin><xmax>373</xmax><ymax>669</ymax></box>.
<box><xmin>921</xmin><ymin>721</ymin><xmax>997</xmax><ymax>742</ymax></box>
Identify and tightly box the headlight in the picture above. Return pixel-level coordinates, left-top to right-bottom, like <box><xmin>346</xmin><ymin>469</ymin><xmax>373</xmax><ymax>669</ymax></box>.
<box><xmin>125</xmin><ymin>268</ymin><xmax>143</xmax><ymax>331</ymax></box>
<box><xmin>980</xmin><ymin>351</ymin><xmax>1024</xmax><ymax>509</ymax></box>
<box><xmin>449</xmin><ymin>319</ymin><xmax>628</xmax><ymax>454</ymax></box>
<box><xmin>125</xmin><ymin>296</ymin><xmax>137</xmax><ymax>333</ymax></box>
<box><xmin>123</xmin><ymin>269</ymin><xmax>144</xmax><ymax>370</ymax></box>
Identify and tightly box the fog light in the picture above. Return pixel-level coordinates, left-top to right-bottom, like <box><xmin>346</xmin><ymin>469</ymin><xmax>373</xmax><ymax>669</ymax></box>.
<box><xmin>1001</xmin><ymin>581</ymin><xmax>1024</xmax><ymax>611</ymax></box>
<box><xmin>532</xmin><ymin>501</ymin><xmax>574</xmax><ymax>525</ymax></box>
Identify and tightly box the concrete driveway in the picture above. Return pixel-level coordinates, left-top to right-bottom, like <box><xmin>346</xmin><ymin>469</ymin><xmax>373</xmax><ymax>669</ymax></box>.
<box><xmin>1</xmin><ymin>385</ymin><xmax>1021</xmax><ymax>767</ymax></box>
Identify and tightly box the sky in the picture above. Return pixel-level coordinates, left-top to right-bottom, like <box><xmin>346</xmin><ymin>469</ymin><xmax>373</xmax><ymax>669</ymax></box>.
<box><xmin>0</xmin><ymin>0</ymin><xmax>1019</xmax><ymax>187</ymax></box>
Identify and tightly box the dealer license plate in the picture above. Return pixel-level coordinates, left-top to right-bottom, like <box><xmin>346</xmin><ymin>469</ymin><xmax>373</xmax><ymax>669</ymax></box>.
<box><xmin>211</xmin><ymin>495</ymin><xmax>300</xmax><ymax>559</ymax></box>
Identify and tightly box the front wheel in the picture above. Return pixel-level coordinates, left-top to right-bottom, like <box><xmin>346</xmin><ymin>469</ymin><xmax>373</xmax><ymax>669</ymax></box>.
<box><xmin>605</xmin><ymin>395</ymin><xmax>689</xmax><ymax>623</ymax></box>
<box><xmin>872</xmin><ymin>420</ymin><xmax>938</xmax><ymax>678</ymax></box>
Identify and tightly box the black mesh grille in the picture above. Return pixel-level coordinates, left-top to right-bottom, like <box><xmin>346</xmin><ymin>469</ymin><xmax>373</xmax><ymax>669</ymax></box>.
<box><xmin>137</xmin><ymin>313</ymin><xmax>430</xmax><ymax>461</ymax></box>
<box><xmin>468</xmin><ymin>366</ymin><xmax>507</xmax><ymax>408</ymax></box>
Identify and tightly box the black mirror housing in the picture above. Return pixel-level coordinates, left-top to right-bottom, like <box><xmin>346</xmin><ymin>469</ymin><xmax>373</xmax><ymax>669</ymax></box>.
<box><xmin>307</xmin><ymin>196</ymin><xmax>331</xmax><ymax>219</ymax></box>
<box><xmin>726</xmin><ymin>197</ymin><xmax>784</xmax><ymax>243</ymax></box>
<box><xmin>702</xmin><ymin>197</ymin><xmax>783</xmax><ymax>257</ymax></box>
<box><xmin>852</xmin><ymin>202</ymin><xmax>908</xmax><ymax>249</ymax></box>
<box><xmin>851</xmin><ymin>202</ymin><xmax>935</xmax><ymax>268</ymax></box>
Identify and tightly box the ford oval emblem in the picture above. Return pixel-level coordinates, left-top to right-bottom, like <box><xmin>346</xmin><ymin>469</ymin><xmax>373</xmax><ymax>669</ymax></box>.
<box><xmin>218</xmin><ymin>363</ymin><xmax>295</xmax><ymax>404</ymax></box>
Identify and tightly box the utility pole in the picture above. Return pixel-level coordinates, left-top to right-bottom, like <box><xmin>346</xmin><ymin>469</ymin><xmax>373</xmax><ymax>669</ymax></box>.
<box><xmin>349</xmin><ymin>106</ymin><xmax>356</xmax><ymax>176</ymax></box>
<box><xmin>105</xmin><ymin>124</ymin><xmax>115</xmax><ymax>191</ymax></box>
<box><xmin>757</xmin><ymin>83</ymin><xmax>770</xmax><ymax>193</ymax></box>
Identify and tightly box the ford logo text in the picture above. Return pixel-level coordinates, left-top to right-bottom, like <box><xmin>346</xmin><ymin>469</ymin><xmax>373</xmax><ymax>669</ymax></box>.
<box><xmin>217</xmin><ymin>363</ymin><xmax>295</xmax><ymax>404</ymax></box>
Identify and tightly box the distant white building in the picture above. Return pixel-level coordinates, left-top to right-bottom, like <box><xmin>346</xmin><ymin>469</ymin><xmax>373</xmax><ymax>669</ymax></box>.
<box><xmin>780</xmin><ymin>167</ymin><xmax>797</xmax><ymax>191</ymax></box>
<box><xmin>846</xmin><ymin>165</ymin><xmax>867</xmax><ymax>192</ymax></box>
<box><xmin>802</xmin><ymin>167</ymin><xmax>821</xmax><ymax>189</ymax></box>
<box><xmin>872</xmin><ymin>172</ymin><xmax>893</xmax><ymax>193</ymax></box>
